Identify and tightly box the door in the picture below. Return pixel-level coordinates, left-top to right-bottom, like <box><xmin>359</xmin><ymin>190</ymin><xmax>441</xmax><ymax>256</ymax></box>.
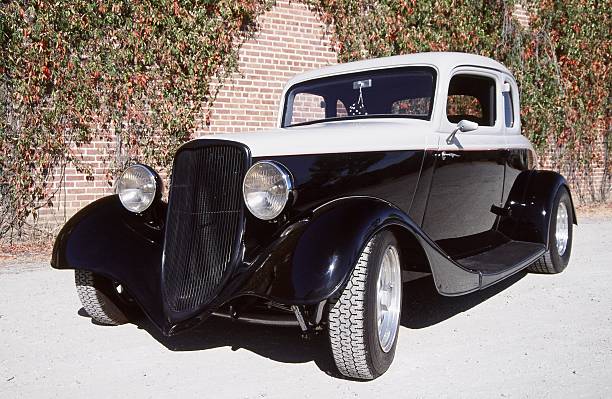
<box><xmin>422</xmin><ymin>70</ymin><xmax>506</xmax><ymax>258</ymax></box>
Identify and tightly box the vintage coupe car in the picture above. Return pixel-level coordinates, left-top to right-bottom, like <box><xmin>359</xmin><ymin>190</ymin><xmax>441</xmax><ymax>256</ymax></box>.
<box><xmin>52</xmin><ymin>52</ymin><xmax>576</xmax><ymax>379</ymax></box>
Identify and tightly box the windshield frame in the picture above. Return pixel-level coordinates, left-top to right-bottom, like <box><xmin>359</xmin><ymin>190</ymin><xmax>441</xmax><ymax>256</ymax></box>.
<box><xmin>281</xmin><ymin>66</ymin><xmax>438</xmax><ymax>128</ymax></box>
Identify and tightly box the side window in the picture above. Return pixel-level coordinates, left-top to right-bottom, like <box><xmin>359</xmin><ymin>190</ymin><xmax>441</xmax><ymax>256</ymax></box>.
<box><xmin>336</xmin><ymin>100</ymin><xmax>348</xmax><ymax>118</ymax></box>
<box><xmin>503</xmin><ymin>82</ymin><xmax>514</xmax><ymax>128</ymax></box>
<box><xmin>447</xmin><ymin>74</ymin><xmax>496</xmax><ymax>127</ymax></box>
<box><xmin>446</xmin><ymin>95</ymin><xmax>482</xmax><ymax>122</ymax></box>
<box><xmin>391</xmin><ymin>97</ymin><xmax>431</xmax><ymax>117</ymax></box>
<box><xmin>290</xmin><ymin>93</ymin><xmax>326</xmax><ymax>125</ymax></box>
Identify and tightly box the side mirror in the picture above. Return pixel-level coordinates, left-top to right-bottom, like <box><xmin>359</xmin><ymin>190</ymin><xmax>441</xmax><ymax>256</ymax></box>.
<box><xmin>457</xmin><ymin>119</ymin><xmax>478</xmax><ymax>132</ymax></box>
<box><xmin>447</xmin><ymin>119</ymin><xmax>479</xmax><ymax>143</ymax></box>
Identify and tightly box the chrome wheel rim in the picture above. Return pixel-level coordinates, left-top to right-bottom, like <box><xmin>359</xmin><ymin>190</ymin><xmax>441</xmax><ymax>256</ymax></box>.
<box><xmin>556</xmin><ymin>202</ymin><xmax>569</xmax><ymax>256</ymax></box>
<box><xmin>376</xmin><ymin>245</ymin><xmax>402</xmax><ymax>353</ymax></box>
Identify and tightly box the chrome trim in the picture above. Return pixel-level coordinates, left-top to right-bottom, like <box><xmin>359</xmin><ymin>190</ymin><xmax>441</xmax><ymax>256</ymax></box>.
<box><xmin>556</xmin><ymin>202</ymin><xmax>569</xmax><ymax>256</ymax></box>
<box><xmin>376</xmin><ymin>245</ymin><xmax>402</xmax><ymax>353</ymax></box>
<box><xmin>439</xmin><ymin>151</ymin><xmax>461</xmax><ymax>160</ymax></box>
<box><xmin>116</xmin><ymin>164</ymin><xmax>159</xmax><ymax>214</ymax></box>
<box><xmin>212</xmin><ymin>311</ymin><xmax>300</xmax><ymax>327</ymax></box>
<box><xmin>291</xmin><ymin>305</ymin><xmax>308</xmax><ymax>332</ymax></box>
<box><xmin>314</xmin><ymin>300</ymin><xmax>326</xmax><ymax>325</ymax></box>
<box><xmin>242</xmin><ymin>160</ymin><xmax>293</xmax><ymax>220</ymax></box>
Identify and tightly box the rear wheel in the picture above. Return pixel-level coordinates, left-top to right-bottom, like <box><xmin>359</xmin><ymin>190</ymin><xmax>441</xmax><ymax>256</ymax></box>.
<box><xmin>328</xmin><ymin>230</ymin><xmax>402</xmax><ymax>380</ymax></box>
<box><xmin>528</xmin><ymin>187</ymin><xmax>574</xmax><ymax>274</ymax></box>
<box><xmin>75</xmin><ymin>270</ymin><xmax>129</xmax><ymax>325</ymax></box>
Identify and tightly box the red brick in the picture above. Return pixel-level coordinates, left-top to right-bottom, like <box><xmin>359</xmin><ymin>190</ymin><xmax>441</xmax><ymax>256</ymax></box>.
<box><xmin>37</xmin><ymin>0</ymin><xmax>608</xmax><ymax>226</ymax></box>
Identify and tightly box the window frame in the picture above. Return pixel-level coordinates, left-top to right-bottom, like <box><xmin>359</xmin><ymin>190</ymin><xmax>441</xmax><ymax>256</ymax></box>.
<box><xmin>501</xmin><ymin>74</ymin><xmax>521</xmax><ymax>135</ymax></box>
<box><xmin>502</xmin><ymin>82</ymin><xmax>514</xmax><ymax>128</ymax></box>
<box><xmin>281</xmin><ymin>66</ymin><xmax>438</xmax><ymax>128</ymax></box>
<box><xmin>441</xmin><ymin>67</ymin><xmax>503</xmax><ymax>135</ymax></box>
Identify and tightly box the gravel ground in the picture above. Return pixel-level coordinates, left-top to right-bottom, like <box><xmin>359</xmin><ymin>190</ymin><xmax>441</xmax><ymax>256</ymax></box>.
<box><xmin>1</xmin><ymin>216</ymin><xmax>611</xmax><ymax>398</ymax></box>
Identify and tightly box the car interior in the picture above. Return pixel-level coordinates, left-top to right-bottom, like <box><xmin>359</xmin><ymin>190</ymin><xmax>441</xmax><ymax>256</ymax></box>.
<box><xmin>285</xmin><ymin>67</ymin><xmax>437</xmax><ymax>126</ymax></box>
<box><xmin>446</xmin><ymin>74</ymin><xmax>496</xmax><ymax>126</ymax></box>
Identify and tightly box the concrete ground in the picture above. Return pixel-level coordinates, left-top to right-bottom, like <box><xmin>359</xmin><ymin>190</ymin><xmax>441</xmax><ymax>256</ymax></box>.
<box><xmin>1</xmin><ymin>217</ymin><xmax>611</xmax><ymax>399</ymax></box>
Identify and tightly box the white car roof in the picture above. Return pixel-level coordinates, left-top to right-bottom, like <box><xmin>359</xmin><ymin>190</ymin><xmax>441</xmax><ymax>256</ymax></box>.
<box><xmin>285</xmin><ymin>52</ymin><xmax>512</xmax><ymax>87</ymax></box>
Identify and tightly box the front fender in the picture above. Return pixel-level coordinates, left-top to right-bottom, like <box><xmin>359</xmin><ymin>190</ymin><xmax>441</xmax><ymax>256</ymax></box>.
<box><xmin>51</xmin><ymin>195</ymin><xmax>167</xmax><ymax>328</ymax></box>
<box><xmin>499</xmin><ymin>170</ymin><xmax>577</xmax><ymax>248</ymax></box>
<box><xmin>239</xmin><ymin>196</ymin><xmax>480</xmax><ymax>303</ymax></box>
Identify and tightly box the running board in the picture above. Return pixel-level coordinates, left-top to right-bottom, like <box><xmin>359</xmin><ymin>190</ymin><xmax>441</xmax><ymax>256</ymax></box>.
<box><xmin>456</xmin><ymin>241</ymin><xmax>546</xmax><ymax>290</ymax></box>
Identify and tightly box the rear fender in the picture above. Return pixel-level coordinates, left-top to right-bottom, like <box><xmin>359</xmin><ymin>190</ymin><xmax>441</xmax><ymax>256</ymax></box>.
<box><xmin>239</xmin><ymin>196</ymin><xmax>480</xmax><ymax>302</ymax></box>
<box><xmin>499</xmin><ymin>170</ymin><xmax>577</xmax><ymax>248</ymax></box>
<box><xmin>51</xmin><ymin>195</ymin><xmax>166</xmax><ymax>328</ymax></box>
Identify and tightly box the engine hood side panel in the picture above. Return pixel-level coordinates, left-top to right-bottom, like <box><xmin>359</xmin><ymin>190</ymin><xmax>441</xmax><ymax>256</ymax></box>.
<box><xmin>243</xmin><ymin>149</ymin><xmax>426</xmax><ymax>258</ymax></box>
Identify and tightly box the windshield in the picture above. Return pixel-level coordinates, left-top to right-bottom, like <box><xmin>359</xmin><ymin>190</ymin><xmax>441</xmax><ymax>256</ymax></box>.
<box><xmin>282</xmin><ymin>67</ymin><xmax>436</xmax><ymax>127</ymax></box>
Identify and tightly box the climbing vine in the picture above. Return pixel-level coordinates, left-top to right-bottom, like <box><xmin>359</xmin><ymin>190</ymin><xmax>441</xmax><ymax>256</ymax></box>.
<box><xmin>0</xmin><ymin>0</ymin><xmax>272</xmax><ymax>238</ymax></box>
<box><xmin>1</xmin><ymin>0</ymin><xmax>610</xmax><ymax>238</ymax></box>
<box><xmin>515</xmin><ymin>0</ymin><xmax>610</xmax><ymax>202</ymax></box>
<box><xmin>307</xmin><ymin>0</ymin><xmax>610</xmax><ymax>202</ymax></box>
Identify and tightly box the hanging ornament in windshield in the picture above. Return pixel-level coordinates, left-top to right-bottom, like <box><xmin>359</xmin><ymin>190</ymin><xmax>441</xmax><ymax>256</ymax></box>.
<box><xmin>348</xmin><ymin>79</ymin><xmax>371</xmax><ymax>116</ymax></box>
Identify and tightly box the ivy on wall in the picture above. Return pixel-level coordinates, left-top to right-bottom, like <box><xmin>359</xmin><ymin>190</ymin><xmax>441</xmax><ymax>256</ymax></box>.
<box><xmin>307</xmin><ymin>0</ymin><xmax>610</xmax><ymax>201</ymax></box>
<box><xmin>0</xmin><ymin>0</ymin><xmax>609</xmax><ymax>238</ymax></box>
<box><xmin>0</xmin><ymin>0</ymin><xmax>272</xmax><ymax>238</ymax></box>
<box><xmin>515</xmin><ymin>0</ymin><xmax>610</xmax><ymax>202</ymax></box>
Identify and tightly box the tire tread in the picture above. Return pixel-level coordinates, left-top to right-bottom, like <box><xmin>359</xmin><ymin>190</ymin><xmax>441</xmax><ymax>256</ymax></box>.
<box><xmin>328</xmin><ymin>238</ymin><xmax>375</xmax><ymax>380</ymax></box>
<box><xmin>75</xmin><ymin>270</ymin><xmax>128</xmax><ymax>326</ymax></box>
<box><xmin>527</xmin><ymin>251</ymin><xmax>556</xmax><ymax>273</ymax></box>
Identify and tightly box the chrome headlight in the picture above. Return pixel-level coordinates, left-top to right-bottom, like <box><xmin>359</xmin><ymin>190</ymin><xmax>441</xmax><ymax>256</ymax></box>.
<box><xmin>116</xmin><ymin>164</ymin><xmax>158</xmax><ymax>213</ymax></box>
<box><xmin>243</xmin><ymin>161</ymin><xmax>293</xmax><ymax>220</ymax></box>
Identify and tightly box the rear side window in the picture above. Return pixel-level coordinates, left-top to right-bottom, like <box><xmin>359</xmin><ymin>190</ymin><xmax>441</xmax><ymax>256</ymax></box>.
<box><xmin>391</xmin><ymin>97</ymin><xmax>431</xmax><ymax>117</ymax></box>
<box><xmin>446</xmin><ymin>95</ymin><xmax>483</xmax><ymax>122</ymax></box>
<box><xmin>447</xmin><ymin>74</ymin><xmax>496</xmax><ymax>126</ymax></box>
<box><xmin>290</xmin><ymin>93</ymin><xmax>326</xmax><ymax>126</ymax></box>
<box><xmin>336</xmin><ymin>100</ymin><xmax>348</xmax><ymax>118</ymax></box>
<box><xmin>503</xmin><ymin>82</ymin><xmax>514</xmax><ymax>128</ymax></box>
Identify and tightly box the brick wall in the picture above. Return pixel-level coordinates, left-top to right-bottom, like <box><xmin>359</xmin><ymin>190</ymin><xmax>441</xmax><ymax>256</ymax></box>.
<box><xmin>36</xmin><ymin>138</ymin><xmax>116</xmax><ymax>228</ymax></box>
<box><xmin>200</xmin><ymin>0</ymin><xmax>337</xmax><ymax>134</ymax></box>
<box><xmin>36</xmin><ymin>1</ymin><xmax>608</xmax><ymax>231</ymax></box>
<box><xmin>37</xmin><ymin>0</ymin><xmax>337</xmax><ymax>229</ymax></box>
<box><xmin>510</xmin><ymin>3</ymin><xmax>610</xmax><ymax>203</ymax></box>
<box><xmin>539</xmin><ymin>138</ymin><xmax>611</xmax><ymax>204</ymax></box>
<box><xmin>513</xmin><ymin>3</ymin><xmax>530</xmax><ymax>28</ymax></box>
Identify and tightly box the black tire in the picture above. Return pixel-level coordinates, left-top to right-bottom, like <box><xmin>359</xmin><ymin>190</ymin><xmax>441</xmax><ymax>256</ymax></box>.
<box><xmin>328</xmin><ymin>230</ymin><xmax>402</xmax><ymax>380</ymax></box>
<box><xmin>75</xmin><ymin>270</ymin><xmax>129</xmax><ymax>325</ymax></box>
<box><xmin>528</xmin><ymin>187</ymin><xmax>573</xmax><ymax>274</ymax></box>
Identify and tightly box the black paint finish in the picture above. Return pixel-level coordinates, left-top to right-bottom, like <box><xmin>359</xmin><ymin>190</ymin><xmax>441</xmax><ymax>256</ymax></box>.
<box><xmin>238</xmin><ymin>196</ymin><xmax>480</xmax><ymax>302</ymax></box>
<box><xmin>51</xmin><ymin>195</ymin><xmax>168</xmax><ymax>329</ymax></box>
<box><xmin>161</xmin><ymin>141</ymin><xmax>251</xmax><ymax>325</ymax></box>
<box><xmin>50</xmin><ymin>140</ymin><xmax>576</xmax><ymax>336</ymax></box>
<box><xmin>242</xmin><ymin>150</ymin><xmax>425</xmax><ymax>259</ymax></box>
<box><xmin>408</xmin><ymin>151</ymin><xmax>435</xmax><ymax>226</ymax></box>
<box><xmin>422</xmin><ymin>149</ymin><xmax>505</xmax><ymax>242</ymax></box>
<box><xmin>498</xmin><ymin>169</ymin><xmax>577</xmax><ymax>247</ymax></box>
<box><xmin>51</xmin><ymin>148</ymin><xmax>431</xmax><ymax>334</ymax></box>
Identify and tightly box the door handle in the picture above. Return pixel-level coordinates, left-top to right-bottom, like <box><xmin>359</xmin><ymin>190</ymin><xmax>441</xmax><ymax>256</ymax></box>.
<box><xmin>436</xmin><ymin>151</ymin><xmax>461</xmax><ymax>161</ymax></box>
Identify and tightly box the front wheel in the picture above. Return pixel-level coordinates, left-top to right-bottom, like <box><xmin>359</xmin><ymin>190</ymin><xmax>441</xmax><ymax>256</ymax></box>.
<box><xmin>528</xmin><ymin>187</ymin><xmax>574</xmax><ymax>274</ymax></box>
<box><xmin>75</xmin><ymin>270</ymin><xmax>130</xmax><ymax>325</ymax></box>
<box><xmin>328</xmin><ymin>230</ymin><xmax>403</xmax><ymax>380</ymax></box>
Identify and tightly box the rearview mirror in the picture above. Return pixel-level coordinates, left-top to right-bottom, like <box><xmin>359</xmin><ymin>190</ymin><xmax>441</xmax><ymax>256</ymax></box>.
<box><xmin>447</xmin><ymin>119</ymin><xmax>479</xmax><ymax>143</ymax></box>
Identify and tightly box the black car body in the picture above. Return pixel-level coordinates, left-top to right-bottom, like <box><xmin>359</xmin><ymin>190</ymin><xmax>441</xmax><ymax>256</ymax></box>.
<box><xmin>52</xmin><ymin>52</ymin><xmax>576</xmax><ymax>379</ymax></box>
